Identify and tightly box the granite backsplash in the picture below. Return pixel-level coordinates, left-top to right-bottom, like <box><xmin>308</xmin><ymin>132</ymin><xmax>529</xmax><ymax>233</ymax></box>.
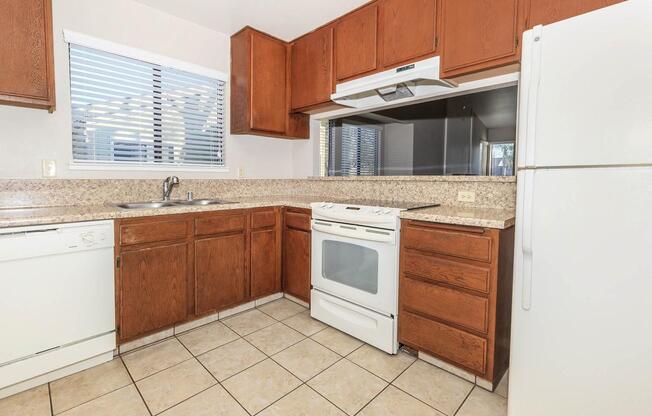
<box><xmin>0</xmin><ymin>177</ymin><xmax>516</xmax><ymax>210</ymax></box>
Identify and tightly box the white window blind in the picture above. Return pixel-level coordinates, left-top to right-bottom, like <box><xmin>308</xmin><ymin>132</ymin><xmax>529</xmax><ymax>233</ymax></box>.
<box><xmin>69</xmin><ymin>44</ymin><xmax>225</xmax><ymax>168</ymax></box>
<box><xmin>320</xmin><ymin>119</ymin><xmax>381</xmax><ymax>176</ymax></box>
<box><xmin>340</xmin><ymin>123</ymin><xmax>380</xmax><ymax>176</ymax></box>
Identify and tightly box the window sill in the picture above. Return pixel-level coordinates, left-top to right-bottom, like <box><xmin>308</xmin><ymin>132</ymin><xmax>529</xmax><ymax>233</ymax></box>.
<box><xmin>68</xmin><ymin>163</ymin><xmax>230</xmax><ymax>173</ymax></box>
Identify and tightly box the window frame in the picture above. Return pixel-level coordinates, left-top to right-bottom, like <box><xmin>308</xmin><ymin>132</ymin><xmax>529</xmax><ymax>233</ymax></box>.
<box><xmin>63</xmin><ymin>30</ymin><xmax>229</xmax><ymax>172</ymax></box>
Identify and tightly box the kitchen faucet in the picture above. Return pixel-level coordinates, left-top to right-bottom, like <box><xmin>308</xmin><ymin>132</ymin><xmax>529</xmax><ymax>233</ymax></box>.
<box><xmin>162</xmin><ymin>176</ymin><xmax>180</xmax><ymax>200</ymax></box>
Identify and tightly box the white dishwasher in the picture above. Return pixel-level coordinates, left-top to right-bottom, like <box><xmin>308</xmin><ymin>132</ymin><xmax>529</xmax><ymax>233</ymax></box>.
<box><xmin>0</xmin><ymin>220</ymin><xmax>116</xmax><ymax>399</ymax></box>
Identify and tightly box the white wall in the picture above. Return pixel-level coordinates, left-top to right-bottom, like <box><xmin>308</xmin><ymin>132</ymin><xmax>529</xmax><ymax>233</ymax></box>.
<box><xmin>0</xmin><ymin>0</ymin><xmax>297</xmax><ymax>179</ymax></box>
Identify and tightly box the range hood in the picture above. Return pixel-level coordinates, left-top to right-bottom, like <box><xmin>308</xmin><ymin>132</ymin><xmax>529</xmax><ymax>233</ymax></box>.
<box><xmin>331</xmin><ymin>56</ymin><xmax>457</xmax><ymax>108</ymax></box>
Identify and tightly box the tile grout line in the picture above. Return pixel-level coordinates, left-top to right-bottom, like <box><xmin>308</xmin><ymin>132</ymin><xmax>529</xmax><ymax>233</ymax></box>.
<box><xmin>173</xmin><ymin>339</ymin><xmax>252</xmax><ymax>416</ymax></box>
<box><xmin>453</xmin><ymin>385</ymin><xmax>476</xmax><ymax>416</ymax></box>
<box><xmin>47</xmin><ymin>382</ymin><xmax>54</xmax><ymax>416</ymax></box>
<box><xmin>389</xmin><ymin>359</ymin><xmax>467</xmax><ymax>416</ymax></box>
<box><xmin>119</xmin><ymin>355</ymin><xmax>153</xmax><ymax>416</ymax></box>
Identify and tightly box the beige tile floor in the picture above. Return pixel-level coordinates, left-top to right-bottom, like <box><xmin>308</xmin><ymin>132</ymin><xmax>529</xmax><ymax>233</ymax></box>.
<box><xmin>0</xmin><ymin>298</ymin><xmax>508</xmax><ymax>416</ymax></box>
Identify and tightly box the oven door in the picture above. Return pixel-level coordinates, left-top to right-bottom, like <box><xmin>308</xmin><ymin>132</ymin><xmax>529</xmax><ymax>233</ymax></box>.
<box><xmin>311</xmin><ymin>219</ymin><xmax>398</xmax><ymax>316</ymax></box>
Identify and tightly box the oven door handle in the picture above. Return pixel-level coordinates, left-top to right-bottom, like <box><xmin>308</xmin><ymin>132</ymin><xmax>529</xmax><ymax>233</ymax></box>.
<box><xmin>312</xmin><ymin>222</ymin><xmax>394</xmax><ymax>244</ymax></box>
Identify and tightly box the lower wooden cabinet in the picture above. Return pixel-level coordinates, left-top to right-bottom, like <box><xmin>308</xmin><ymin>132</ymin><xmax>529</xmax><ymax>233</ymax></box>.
<box><xmin>250</xmin><ymin>208</ymin><xmax>282</xmax><ymax>299</ymax></box>
<box><xmin>398</xmin><ymin>220</ymin><xmax>514</xmax><ymax>389</ymax></box>
<box><xmin>195</xmin><ymin>232</ymin><xmax>247</xmax><ymax>315</ymax></box>
<box><xmin>282</xmin><ymin>208</ymin><xmax>311</xmax><ymax>303</ymax></box>
<box><xmin>116</xmin><ymin>214</ymin><xmax>192</xmax><ymax>341</ymax></box>
<box><xmin>115</xmin><ymin>208</ymin><xmax>282</xmax><ymax>343</ymax></box>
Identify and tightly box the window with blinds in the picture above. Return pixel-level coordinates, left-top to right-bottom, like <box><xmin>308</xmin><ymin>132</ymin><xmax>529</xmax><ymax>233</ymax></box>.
<box><xmin>69</xmin><ymin>44</ymin><xmax>225</xmax><ymax>168</ymax></box>
<box><xmin>320</xmin><ymin>119</ymin><xmax>381</xmax><ymax>176</ymax></box>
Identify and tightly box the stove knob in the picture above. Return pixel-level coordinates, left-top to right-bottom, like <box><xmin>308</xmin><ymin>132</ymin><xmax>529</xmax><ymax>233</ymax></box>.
<box><xmin>327</xmin><ymin>204</ymin><xmax>334</xmax><ymax>208</ymax></box>
<box><xmin>373</xmin><ymin>208</ymin><xmax>381</xmax><ymax>214</ymax></box>
<box><xmin>320</xmin><ymin>203</ymin><xmax>327</xmax><ymax>208</ymax></box>
<box><xmin>384</xmin><ymin>209</ymin><xmax>392</xmax><ymax>214</ymax></box>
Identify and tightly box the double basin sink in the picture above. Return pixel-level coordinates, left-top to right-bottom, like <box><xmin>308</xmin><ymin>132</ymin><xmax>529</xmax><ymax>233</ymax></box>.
<box><xmin>114</xmin><ymin>199</ymin><xmax>234</xmax><ymax>209</ymax></box>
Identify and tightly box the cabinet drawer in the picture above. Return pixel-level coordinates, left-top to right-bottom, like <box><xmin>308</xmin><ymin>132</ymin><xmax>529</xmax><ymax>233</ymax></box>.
<box><xmin>400</xmin><ymin>311</ymin><xmax>487</xmax><ymax>375</ymax></box>
<box><xmin>401</xmin><ymin>276</ymin><xmax>489</xmax><ymax>334</ymax></box>
<box><xmin>402</xmin><ymin>250</ymin><xmax>490</xmax><ymax>294</ymax></box>
<box><xmin>285</xmin><ymin>210</ymin><xmax>311</xmax><ymax>232</ymax></box>
<box><xmin>251</xmin><ymin>209</ymin><xmax>277</xmax><ymax>229</ymax></box>
<box><xmin>120</xmin><ymin>220</ymin><xmax>188</xmax><ymax>246</ymax></box>
<box><xmin>403</xmin><ymin>224</ymin><xmax>492</xmax><ymax>262</ymax></box>
<box><xmin>195</xmin><ymin>213</ymin><xmax>246</xmax><ymax>236</ymax></box>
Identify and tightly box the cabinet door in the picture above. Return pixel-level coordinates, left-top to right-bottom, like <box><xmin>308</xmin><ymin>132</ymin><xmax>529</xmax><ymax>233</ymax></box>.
<box><xmin>527</xmin><ymin>0</ymin><xmax>623</xmax><ymax>27</ymax></box>
<box><xmin>283</xmin><ymin>228</ymin><xmax>311</xmax><ymax>303</ymax></box>
<box><xmin>120</xmin><ymin>243</ymin><xmax>188</xmax><ymax>341</ymax></box>
<box><xmin>291</xmin><ymin>25</ymin><xmax>334</xmax><ymax>111</ymax></box>
<box><xmin>378</xmin><ymin>0</ymin><xmax>438</xmax><ymax>69</ymax></box>
<box><xmin>251</xmin><ymin>31</ymin><xmax>287</xmax><ymax>133</ymax></box>
<box><xmin>335</xmin><ymin>3</ymin><xmax>378</xmax><ymax>81</ymax></box>
<box><xmin>251</xmin><ymin>228</ymin><xmax>281</xmax><ymax>298</ymax></box>
<box><xmin>0</xmin><ymin>0</ymin><xmax>55</xmax><ymax>111</ymax></box>
<box><xmin>195</xmin><ymin>232</ymin><xmax>247</xmax><ymax>315</ymax></box>
<box><xmin>440</xmin><ymin>0</ymin><xmax>521</xmax><ymax>78</ymax></box>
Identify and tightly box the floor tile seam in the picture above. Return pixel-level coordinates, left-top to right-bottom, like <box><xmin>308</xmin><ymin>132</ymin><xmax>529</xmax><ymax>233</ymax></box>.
<box><xmin>119</xmin><ymin>355</ymin><xmax>153</xmax><ymax>416</ymax></box>
<box><xmin>174</xmin><ymin>333</ymin><xmax>243</xmax><ymax>358</ymax></box>
<box><xmin>389</xmin><ymin>363</ymin><xmax>463</xmax><ymax>416</ymax></box>
<box><xmin>452</xmin><ymin>385</ymin><xmax>476</xmax><ymax>416</ymax></box>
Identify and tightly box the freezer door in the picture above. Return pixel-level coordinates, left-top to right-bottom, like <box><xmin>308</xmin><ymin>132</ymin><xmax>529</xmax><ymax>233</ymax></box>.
<box><xmin>518</xmin><ymin>0</ymin><xmax>652</xmax><ymax>168</ymax></box>
<box><xmin>510</xmin><ymin>167</ymin><xmax>652</xmax><ymax>415</ymax></box>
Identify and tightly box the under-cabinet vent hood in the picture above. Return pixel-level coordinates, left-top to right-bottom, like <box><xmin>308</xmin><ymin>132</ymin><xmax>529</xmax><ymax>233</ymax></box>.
<box><xmin>331</xmin><ymin>56</ymin><xmax>457</xmax><ymax>108</ymax></box>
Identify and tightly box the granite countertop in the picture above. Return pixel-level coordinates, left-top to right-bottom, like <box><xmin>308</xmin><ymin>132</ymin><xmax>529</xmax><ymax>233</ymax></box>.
<box><xmin>0</xmin><ymin>196</ymin><xmax>515</xmax><ymax>230</ymax></box>
<box><xmin>401</xmin><ymin>205</ymin><xmax>516</xmax><ymax>229</ymax></box>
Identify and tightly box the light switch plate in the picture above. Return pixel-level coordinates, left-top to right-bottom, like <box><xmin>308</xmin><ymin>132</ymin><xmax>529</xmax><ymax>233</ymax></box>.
<box><xmin>41</xmin><ymin>159</ymin><xmax>57</xmax><ymax>177</ymax></box>
<box><xmin>458</xmin><ymin>190</ymin><xmax>476</xmax><ymax>203</ymax></box>
<box><xmin>237</xmin><ymin>167</ymin><xmax>245</xmax><ymax>178</ymax></box>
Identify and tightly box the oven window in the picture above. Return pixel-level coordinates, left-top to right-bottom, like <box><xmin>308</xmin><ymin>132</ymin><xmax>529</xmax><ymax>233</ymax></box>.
<box><xmin>321</xmin><ymin>240</ymin><xmax>379</xmax><ymax>294</ymax></box>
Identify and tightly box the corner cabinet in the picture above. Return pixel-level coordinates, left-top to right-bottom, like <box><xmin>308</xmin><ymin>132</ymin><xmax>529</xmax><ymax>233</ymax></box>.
<box><xmin>282</xmin><ymin>208</ymin><xmax>312</xmax><ymax>303</ymax></box>
<box><xmin>231</xmin><ymin>27</ymin><xmax>309</xmax><ymax>139</ymax></box>
<box><xmin>439</xmin><ymin>0</ymin><xmax>524</xmax><ymax>79</ymax></box>
<box><xmin>398</xmin><ymin>220</ymin><xmax>515</xmax><ymax>389</ymax></box>
<box><xmin>0</xmin><ymin>0</ymin><xmax>56</xmax><ymax>112</ymax></box>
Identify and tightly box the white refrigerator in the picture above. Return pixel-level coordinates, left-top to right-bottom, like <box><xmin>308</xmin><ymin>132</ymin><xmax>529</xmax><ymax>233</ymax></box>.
<box><xmin>510</xmin><ymin>1</ymin><xmax>652</xmax><ymax>415</ymax></box>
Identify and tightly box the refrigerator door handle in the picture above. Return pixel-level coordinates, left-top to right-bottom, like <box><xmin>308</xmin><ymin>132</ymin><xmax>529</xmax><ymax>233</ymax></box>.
<box><xmin>521</xmin><ymin>170</ymin><xmax>535</xmax><ymax>310</ymax></box>
<box><xmin>519</xmin><ymin>25</ymin><xmax>544</xmax><ymax>168</ymax></box>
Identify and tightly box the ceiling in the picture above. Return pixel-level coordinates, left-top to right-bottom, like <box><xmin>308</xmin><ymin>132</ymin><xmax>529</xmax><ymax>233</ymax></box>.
<box><xmin>132</xmin><ymin>0</ymin><xmax>369</xmax><ymax>41</ymax></box>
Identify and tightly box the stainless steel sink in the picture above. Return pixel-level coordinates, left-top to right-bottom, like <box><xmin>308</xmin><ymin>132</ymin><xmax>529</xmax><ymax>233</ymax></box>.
<box><xmin>173</xmin><ymin>199</ymin><xmax>232</xmax><ymax>206</ymax></box>
<box><xmin>114</xmin><ymin>201</ymin><xmax>178</xmax><ymax>209</ymax></box>
<box><xmin>113</xmin><ymin>199</ymin><xmax>235</xmax><ymax>209</ymax></box>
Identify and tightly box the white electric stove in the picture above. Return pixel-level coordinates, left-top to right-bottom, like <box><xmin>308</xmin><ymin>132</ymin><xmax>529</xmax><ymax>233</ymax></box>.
<box><xmin>309</xmin><ymin>200</ymin><xmax>437</xmax><ymax>354</ymax></box>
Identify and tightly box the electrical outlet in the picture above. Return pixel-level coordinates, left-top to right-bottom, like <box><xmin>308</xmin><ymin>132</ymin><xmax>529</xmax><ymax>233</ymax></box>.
<box><xmin>458</xmin><ymin>190</ymin><xmax>476</xmax><ymax>203</ymax></box>
<box><xmin>41</xmin><ymin>159</ymin><xmax>57</xmax><ymax>177</ymax></box>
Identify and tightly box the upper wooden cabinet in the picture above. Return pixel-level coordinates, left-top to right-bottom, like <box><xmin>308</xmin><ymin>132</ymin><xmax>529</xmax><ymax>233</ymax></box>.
<box><xmin>334</xmin><ymin>3</ymin><xmax>379</xmax><ymax>82</ymax></box>
<box><xmin>440</xmin><ymin>0</ymin><xmax>523</xmax><ymax>79</ymax></box>
<box><xmin>378</xmin><ymin>0</ymin><xmax>439</xmax><ymax>69</ymax></box>
<box><xmin>290</xmin><ymin>25</ymin><xmax>334</xmax><ymax>111</ymax></box>
<box><xmin>0</xmin><ymin>0</ymin><xmax>55</xmax><ymax>112</ymax></box>
<box><xmin>231</xmin><ymin>27</ymin><xmax>309</xmax><ymax>139</ymax></box>
<box><xmin>526</xmin><ymin>0</ymin><xmax>623</xmax><ymax>27</ymax></box>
